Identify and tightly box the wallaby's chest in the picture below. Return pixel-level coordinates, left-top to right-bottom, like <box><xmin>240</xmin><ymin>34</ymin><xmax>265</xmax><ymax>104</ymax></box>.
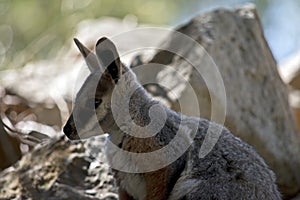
<box><xmin>114</xmin><ymin>170</ymin><xmax>147</xmax><ymax>200</ymax></box>
<box><xmin>105</xmin><ymin>138</ymin><xmax>147</xmax><ymax>199</ymax></box>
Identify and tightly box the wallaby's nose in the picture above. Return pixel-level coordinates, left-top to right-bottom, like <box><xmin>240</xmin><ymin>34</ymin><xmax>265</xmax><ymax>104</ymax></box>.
<box><xmin>63</xmin><ymin>122</ymin><xmax>80</xmax><ymax>140</ymax></box>
<box><xmin>63</xmin><ymin>123</ymin><xmax>72</xmax><ymax>134</ymax></box>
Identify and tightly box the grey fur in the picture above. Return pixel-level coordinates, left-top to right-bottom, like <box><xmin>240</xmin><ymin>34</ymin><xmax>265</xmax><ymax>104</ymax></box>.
<box><xmin>64</xmin><ymin>38</ymin><xmax>281</xmax><ymax>200</ymax></box>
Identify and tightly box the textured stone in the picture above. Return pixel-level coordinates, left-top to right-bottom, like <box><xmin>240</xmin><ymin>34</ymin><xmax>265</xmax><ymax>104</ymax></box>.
<box><xmin>0</xmin><ymin>136</ymin><xmax>117</xmax><ymax>200</ymax></box>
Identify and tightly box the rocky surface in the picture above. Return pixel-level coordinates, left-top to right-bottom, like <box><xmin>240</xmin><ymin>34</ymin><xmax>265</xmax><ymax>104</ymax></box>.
<box><xmin>0</xmin><ymin>136</ymin><xmax>117</xmax><ymax>200</ymax></box>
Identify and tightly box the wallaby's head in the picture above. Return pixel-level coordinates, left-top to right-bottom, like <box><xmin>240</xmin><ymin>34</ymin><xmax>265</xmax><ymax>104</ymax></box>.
<box><xmin>63</xmin><ymin>37</ymin><xmax>125</xmax><ymax>140</ymax></box>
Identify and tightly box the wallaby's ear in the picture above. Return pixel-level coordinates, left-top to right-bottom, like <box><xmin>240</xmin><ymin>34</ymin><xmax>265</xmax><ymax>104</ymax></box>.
<box><xmin>95</xmin><ymin>37</ymin><xmax>121</xmax><ymax>83</ymax></box>
<box><xmin>74</xmin><ymin>38</ymin><xmax>99</xmax><ymax>72</ymax></box>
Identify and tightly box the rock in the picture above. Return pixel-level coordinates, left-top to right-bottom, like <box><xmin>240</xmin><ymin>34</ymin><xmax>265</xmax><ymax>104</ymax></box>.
<box><xmin>0</xmin><ymin>136</ymin><xmax>118</xmax><ymax>200</ymax></box>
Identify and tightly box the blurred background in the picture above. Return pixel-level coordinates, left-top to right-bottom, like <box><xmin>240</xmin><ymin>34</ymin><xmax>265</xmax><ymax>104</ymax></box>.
<box><xmin>0</xmin><ymin>0</ymin><xmax>300</xmax><ymax>71</ymax></box>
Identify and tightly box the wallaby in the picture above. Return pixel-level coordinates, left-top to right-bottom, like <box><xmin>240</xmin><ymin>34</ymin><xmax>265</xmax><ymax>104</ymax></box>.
<box><xmin>63</xmin><ymin>37</ymin><xmax>281</xmax><ymax>200</ymax></box>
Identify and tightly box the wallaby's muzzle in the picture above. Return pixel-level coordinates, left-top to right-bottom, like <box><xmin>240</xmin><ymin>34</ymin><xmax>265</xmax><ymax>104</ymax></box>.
<box><xmin>63</xmin><ymin>114</ymin><xmax>80</xmax><ymax>140</ymax></box>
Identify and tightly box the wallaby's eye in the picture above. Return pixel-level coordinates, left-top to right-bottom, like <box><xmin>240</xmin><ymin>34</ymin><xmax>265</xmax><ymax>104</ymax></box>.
<box><xmin>86</xmin><ymin>98</ymin><xmax>102</xmax><ymax>109</ymax></box>
<box><xmin>94</xmin><ymin>98</ymin><xmax>102</xmax><ymax>108</ymax></box>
